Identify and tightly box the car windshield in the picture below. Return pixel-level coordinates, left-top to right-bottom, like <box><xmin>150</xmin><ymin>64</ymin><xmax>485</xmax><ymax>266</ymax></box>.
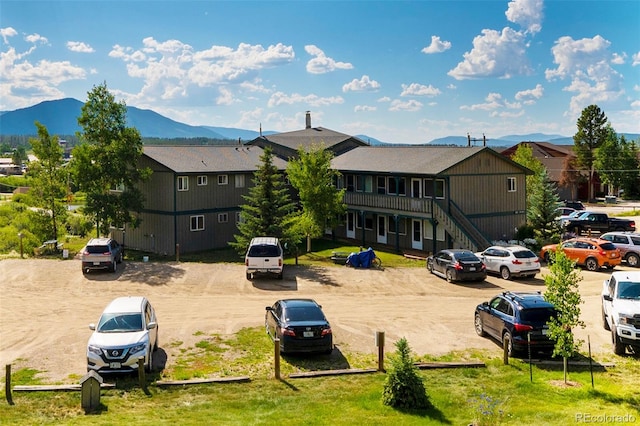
<box><xmin>513</xmin><ymin>250</ymin><xmax>536</xmax><ymax>259</ymax></box>
<box><xmin>617</xmin><ymin>282</ymin><xmax>640</xmax><ymax>300</ymax></box>
<box><xmin>520</xmin><ymin>307</ymin><xmax>557</xmax><ymax>323</ymax></box>
<box><xmin>285</xmin><ymin>306</ymin><xmax>325</xmax><ymax>322</ymax></box>
<box><xmin>97</xmin><ymin>313</ymin><xmax>143</xmax><ymax>332</ymax></box>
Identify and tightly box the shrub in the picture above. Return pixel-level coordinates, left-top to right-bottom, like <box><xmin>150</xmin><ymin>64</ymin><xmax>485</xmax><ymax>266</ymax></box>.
<box><xmin>382</xmin><ymin>337</ymin><xmax>430</xmax><ymax>410</ymax></box>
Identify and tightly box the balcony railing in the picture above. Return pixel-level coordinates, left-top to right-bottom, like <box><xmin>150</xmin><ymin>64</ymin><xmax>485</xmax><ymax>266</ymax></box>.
<box><xmin>343</xmin><ymin>192</ymin><xmax>433</xmax><ymax>215</ymax></box>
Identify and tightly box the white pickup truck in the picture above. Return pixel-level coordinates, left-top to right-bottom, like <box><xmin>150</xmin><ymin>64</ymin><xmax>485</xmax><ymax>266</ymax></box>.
<box><xmin>602</xmin><ymin>271</ymin><xmax>640</xmax><ymax>355</ymax></box>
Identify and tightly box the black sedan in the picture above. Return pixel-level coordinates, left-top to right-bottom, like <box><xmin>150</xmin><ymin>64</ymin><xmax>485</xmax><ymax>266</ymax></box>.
<box><xmin>265</xmin><ymin>299</ymin><xmax>333</xmax><ymax>355</ymax></box>
<box><xmin>474</xmin><ymin>291</ymin><xmax>558</xmax><ymax>357</ymax></box>
<box><xmin>427</xmin><ymin>249</ymin><xmax>486</xmax><ymax>282</ymax></box>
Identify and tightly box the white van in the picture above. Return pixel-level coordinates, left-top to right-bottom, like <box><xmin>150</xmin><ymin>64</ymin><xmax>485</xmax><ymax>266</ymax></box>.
<box><xmin>245</xmin><ymin>237</ymin><xmax>284</xmax><ymax>280</ymax></box>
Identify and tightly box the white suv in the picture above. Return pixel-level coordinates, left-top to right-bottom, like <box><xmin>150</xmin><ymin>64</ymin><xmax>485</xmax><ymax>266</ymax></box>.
<box><xmin>81</xmin><ymin>237</ymin><xmax>123</xmax><ymax>274</ymax></box>
<box><xmin>87</xmin><ymin>296</ymin><xmax>159</xmax><ymax>373</ymax></box>
<box><xmin>602</xmin><ymin>271</ymin><xmax>640</xmax><ymax>355</ymax></box>
<box><xmin>475</xmin><ymin>245</ymin><xmax>540</xmax><ymax>280</ymax></box>
<box><xmin>245</xmin><ymin>237</ymin><xmax>284</xmax><ymax>280</ymax></box>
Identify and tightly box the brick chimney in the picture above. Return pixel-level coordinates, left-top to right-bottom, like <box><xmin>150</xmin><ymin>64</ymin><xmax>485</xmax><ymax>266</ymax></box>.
<box><xmin>305</xmin><ymin>111</ymin><xmax>311</xmax><ymax>129</ymax></box>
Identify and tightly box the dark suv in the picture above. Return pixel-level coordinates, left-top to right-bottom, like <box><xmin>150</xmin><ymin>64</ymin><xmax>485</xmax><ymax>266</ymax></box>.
<box><xmin>474</xmin><ymin>291</ymin><xmax>558</xmax><ymax>357</ymax></box>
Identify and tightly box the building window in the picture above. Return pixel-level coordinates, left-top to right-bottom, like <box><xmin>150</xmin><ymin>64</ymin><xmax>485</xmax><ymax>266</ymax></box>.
<box><xmin>388</xmin><ymin>217</ymin><xmax>407</xmax><ymax>235</ymax></box>
<box><xmin>364</xmin><ymin>214</ymin><xmax>373</xmax><ymax>230</ymax></box>
<box><xmin>190</xmin><ymin>215</ymin><xmax>204</xmax><ymax>231</ymax></box>
<box><xmin>218</xmin><ymin>175</ymin><xmax>228</xmax><ymax>185</ymax></box>
<box><xmin>507</xmin><ymin>177</ymin><xmax>516</xmax><ymax>192</ymax></box>
<box><xmin>356</xmin><ymin>175</ymin><xmax>373</xmax><ymax>193</ymax></box>
<box><xmin>346</xmin><ymin>174</ymin><xmax>355</xmax><ymax>192</ymax></box>
<box><xmin>235</xmin><ymin>174</ymin><xmax>245</xmax><ymax>188</ymax></box>
<box><xmin>424</xmin><ymin>178</ymin><xmax>445</xmax><ymax>199</ymax></box>
<box><xmin>178</xmin><ymin>176</ymin><xmax>189</xmax><ymax>191</ymax></box>
<box><xmin>377</xmin><ymin>176</ymin><xmax>386</xmax><ymax>194</ymax></box>
<box><xmin>197</xmin><ymin>175</ymin><xmax>208</xmax><ymax>186</ymax></box>
<box><xmin>424</xmin><ymin>220</ymin><xmax>445</xmax><ymax>241</ymax></box>
<box><xmin>218</xmin><ymin>213</ymin><xmax>228</xmax><ymax>223</ymax></box>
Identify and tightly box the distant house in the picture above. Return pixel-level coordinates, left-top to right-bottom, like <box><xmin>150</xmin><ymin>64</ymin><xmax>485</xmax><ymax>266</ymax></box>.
<box><xmin>113</xmin><ymin>145</ymin><xmax>288</xmax><ymax>256</ymax></box>
<box><xmin>499</xmin><ymin>142</ymin><xmax>594</xmax><ymax>201</ymax></box>
<box><xmin>331</xmin><ymin>146</ymin><xmax>531</xmax><ymax>254</ymax></box>
<box><xmin>247</xmin><ymin>111</ymin><xmax>368</xmax><ymax>160</ymax></box>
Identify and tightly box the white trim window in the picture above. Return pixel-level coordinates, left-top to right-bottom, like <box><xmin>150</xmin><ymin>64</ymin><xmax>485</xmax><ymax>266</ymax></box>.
<box><xmin>178</xmin><ymin>176</ymin><xmax>189</xmax><ymax>191</ymax></box>
<box><xmin>218</xmin><ymin>213</ymin><xmax>228</xmax><ymax>223</ymax></box>
<box><xmin>190</xmin><ymin>215</ymin><xmax>204</xmax><ymax>231</ymax></box>
<box><xmin>507</xmin><ymin>177</ymin><xmax>516</xmax><ymax>192</ymax></box>
<box><xmin>197</xmin><ymin>175</ymin><xmax>208</xmax><ymax>186</ymax></box>
<box><xmin>218</xmin><ymin>175</ymin><xmax>228</xmax><ymax>185</ymax></box>
<box><xmin>235</xmin><ymin>174</ymin><xmax>245</xmax><ymax>188</ymax></box>
<box><xmin>424</xmin><ymin>178</ymin><xmax>445</xmax><ymax>199</ymax></box>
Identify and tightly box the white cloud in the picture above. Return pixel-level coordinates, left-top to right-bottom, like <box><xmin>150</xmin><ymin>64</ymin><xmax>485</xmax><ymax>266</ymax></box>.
<box><xmin>633</xmin><ymin>51</ymin><xmax>640</xmax><ymax>66</ymax></box>
<box><xmin>305</xmin><ymin>45</ymin><xmax>353</xmax><ymax>74</ymax></box>
<box><xmin>634</xmin><ymin>84</ymin><xmax>640</xmax><ymax>92</ymax></box>
<box><xmin>216</xmin><ymin>86</ymin><xmax>236</xmax><ymax>105</ymax></box>
<box><xmin>505</xmin><ymin>0</ymin><xmax>543</xmax><ymax>34</ymax></box>
<box><xmin>421</xmin><ymin>35</ymin><xmax>451</xmax><ymax>54</ymax></box>
<box><xmin>267</xmin><ymin>91</ymin><xmax>344</xmax><ymax>107</ymax></box>
<box><xmin>1</xmin><ymin>27</ymin><xmax>17</xmax><ymax>44</ymax></box>
<box><xmin>355</xmin><ymin>105</ymin><xmax>376</xmax><ymax>112</ymax></box>
<box><xmin>460</xmin><ymin>92</ymin><xmax>504</xmax><ymax>111</ymax></box>
<box><xmin>447</xmin><ymin>84</ymin><xmax>457</xmax><ymax>90</ymax></box>
<box><xmin>515</xmin><ymin>83</ymin><xmax>543</xmax><ymax>102</ymax></box>
<box><xmin>67</xmin><ymin>41</ymin><xmax>95</xmax><ymax>53</ymax></box>
<box><xmin>342</xmin><ymin>75</ymin><xmax>380</xmax><ymax>92</ymax></box>
<box><xmin>108</xmin><ymin>38</ymin><xmax>296</xmax><ymax>104</ymax></box>
<box><xmin>448</xmin><ymin>27</ymin><xmax>531</xmax><ymax>80</ymax></box>
<box><xmin>389</xmin><ymin>99</ymin><xmax>423</xmax><ymax>112</ymax></box>
<box><xmin>611</xmin><ymin>52</ymin><xmax>626</xmax><ymax>65</ymax></box>
<box><xmin>25</xmin><ymin>33</ymin><xmax>48</xmax><ymax>45</ymax></box>
<box><xmin>631</xmin><ymin>100</ymin><xmax>640</xmax><ymax>108</ymax></box>
<box><xmin>400</xmin><ymin>83</ymin><xmax>441</xmax><ymax>97</ymax></box>
<box><xmin>491</xmin><ymin>109</ymin><xmax>525</xmax><ymax>118</ymax></box>
<box><xmin>545</xmin><ymin>35</ymin><xmax>624</xmax><ymax>115</ymax></box>
<box><xmin>377</xmin><ymin>96</ymin><xmax>391</xmax><ymax>102</ymax></box>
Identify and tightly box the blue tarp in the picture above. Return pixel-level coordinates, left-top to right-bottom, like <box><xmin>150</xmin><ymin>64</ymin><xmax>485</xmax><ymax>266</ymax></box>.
<box><xmin>346</xmin><ymin>247</ymin><xmax>376</xmax><ymax>268</ymax></box>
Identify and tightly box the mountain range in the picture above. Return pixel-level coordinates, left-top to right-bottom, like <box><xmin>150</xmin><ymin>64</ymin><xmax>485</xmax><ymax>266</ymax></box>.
<box><xmin>2</xmin><ymin>98</ymin><xmax>637</xmax><ymax>146</ymax></box>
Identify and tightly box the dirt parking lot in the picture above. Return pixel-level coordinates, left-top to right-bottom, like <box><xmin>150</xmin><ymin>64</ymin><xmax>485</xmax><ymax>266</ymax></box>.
<box><xmin>1</xmin><ymin>256</ymin><xmax>636</xmax><ymax>383</ymax></box>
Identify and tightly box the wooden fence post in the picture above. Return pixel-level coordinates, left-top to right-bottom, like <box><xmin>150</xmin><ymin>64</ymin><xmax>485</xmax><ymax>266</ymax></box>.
<box><xmin>274</xmin><ymin>338</ymin><xmax>281</xmax><ymax>380</ymax></box>
<box><xmin>137</xmin><ymin>357</ymin><xmax>148</xmax><ymax>393</ymax></box>
<box><xmin>5</xmin><ymin>364</ymin><xmax>14</xmax><ymax>405</ymax></box>
<box><xmin>376</xmin><ymin>331</ymin><xmax>385</xmax><ymax>372</ymax></box>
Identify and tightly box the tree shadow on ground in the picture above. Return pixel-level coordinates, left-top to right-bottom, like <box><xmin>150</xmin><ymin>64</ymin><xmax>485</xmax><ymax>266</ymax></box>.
<box><xmin>289</xmin><ymin>265</ymin><xmax>342</xmax><ymax>287</ymax></box>
<box><xmin>95</xmin><ymin>261</ymin><xmax>187</xmax><ymax>286</ymax></box>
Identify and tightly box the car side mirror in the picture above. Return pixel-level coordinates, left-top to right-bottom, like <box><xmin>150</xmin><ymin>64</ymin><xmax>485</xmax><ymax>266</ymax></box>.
<box><xmin>89</xmin><ymin>323</ymin><xmax>96</xmax><ymax>330</ymax></box>
<box><xmin>603</xmin><ymin>294</ymin><xmax>613</xmax><ymax>302</ymax></box>
<box><xmin>147</xmin><ymin>321</ymin><xmax>157</xmax><ymax>330</ymax></box>
<box><xmin>482</xmin><ymin>301</ymin><xmax>489</xmax><ymax>307</ymax></box>
<box><xmin>265</xmin><ymin>306</ymin><xmax>273</xmax><ymax>311</ymax></box>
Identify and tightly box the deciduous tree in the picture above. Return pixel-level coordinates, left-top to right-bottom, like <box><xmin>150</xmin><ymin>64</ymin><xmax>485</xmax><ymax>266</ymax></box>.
<box><xmin>544</xmin><ymin>247</ymin><xmax>585</xmax><ymax>384</ymax></box>
<box><xmin>27</xmin><ymin>122</ymin><xmax>68</xmax><ymax>243</ymax></box>
<box><xmin>71</xmin><ymin>82</ymin><xmax>151</xmax><ymax>236</ymax></box>
<box><xmin>286</xmin><ymin>144</ymin><xmax>346</xmax><ymax>251</ymax></box>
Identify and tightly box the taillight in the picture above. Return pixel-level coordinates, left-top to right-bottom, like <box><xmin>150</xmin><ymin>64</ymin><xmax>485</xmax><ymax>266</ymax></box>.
<box><xmin>512</xmin><ymin>259</ymin><xmax>522</xmax><ymax>265</ymax></box>
<box><xmin>514</xmin><ymin>323</ymin><xmax>533</xmax><ymax>332</ymax></box>
<box><xmin>279</xmin><ymin>259</ymin><xmax>282</xmax><ymax>266</ymax></box>
<box><xmin>281</xmin><ymin>327</ymin><xmax>295</xmax><ymax>336</ymax></box>
<box><xmin>453</xmin><ymin>261</ymin><xmax>463</xmax><ymax>270</ymax></box>
<box><xmin>245</xmin><ymin>259</ymin><xmax>248</xmax><ymax>266</ymax></box>
<box><xmin>480</xmin><ymin>263</ymin><xmax>486</xmax><ymax>270</ymax></box>
<box><xmin>533</xmin><ymin>259</ymin><xmax>540</xmax><ymax>264</ymax></box>
<box><xmin>598</xmin><ymin>250</ymin><xmax>606</xmax><ymax>256</ymax></box>
<box><xmin>321</xmin><ymin>327</ymin><xmax>332</xmax><ymax>336</ymax></box>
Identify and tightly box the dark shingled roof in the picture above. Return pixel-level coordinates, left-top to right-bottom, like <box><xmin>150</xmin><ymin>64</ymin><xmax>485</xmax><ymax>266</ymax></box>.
<box><xmin>257</xmin><ymin>127</ymin><xmax>367</xmax><ymax>150</ymax></box>
<box><xmin>143</xmin><ymin>145</ymin><xmax>288</xmax><ymax>173</ymax></box>
<box><xmin>331</xmin><ymin>145</ymin><xmax>491</xmax><ymax>174</ymax></box>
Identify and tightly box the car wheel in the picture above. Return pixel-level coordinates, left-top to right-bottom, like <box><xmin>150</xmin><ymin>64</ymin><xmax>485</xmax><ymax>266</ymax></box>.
<box><xmin>445</xmin><ymin>269</ymin><xmax>454</xmax><ymax>283</ymax></box>
<box><xmin>585</xmin><ymin>257</ymin><xmax>599</xmax><ymax>272</ymax></box>
<box><xmin>602</xmin><ymin>309</ymin><xmax>610</xmax><ymax>331</ymax></box>
<box><xmin>111</xmin><ymin>261</ymin><xmax>117</xmax><ymax>273</ymax></box>
<box><xmin>427</xmin><ymin>259</ymin><xmax>434</xmax><ymax>273</ymax></box>
<box><xmin>500</xmin><ymin>266</ymin><xmax>511</xmax><ymax>280</ymax></box>
<box><xmin>246</xmin><ymin>272</ymin><xmax>252</xmax><ymax>280</ymax></box>
<box><xmin>278</xmin><ymin>272</ymin><xmax>283</xmax><ymax>280</ymax></box>
<box><xmin>626</xmin><ymin>253</ymin><xmax>639</xmax><ymax>267</ymax></box>
<box><xmin>612</xmin><ymin>328</ymin><xmax>626</xmax><ymax>356</ymax></box>
<box><xmin>82</xmin><ymin>267</ymin><xmax>88</xmax><ymax>274</ymax></box>
<box><xmin>474</xmin><ymin>313</ymin><xmax>486</xmax><ymax>337</ymax></box>
<box><xmin>503</xmin><ymin>331</ymin><xmax>515</xmax><ymax>357</ymax></box>
<box><xmin>154</xmin><ymin>332</ymin><xmax>159</xmax><ymax>352</ymax></box>
<box><xmin>543</xmin><ymin>252</ymin><xmax>551</xmax><ymax>263</ymax></box>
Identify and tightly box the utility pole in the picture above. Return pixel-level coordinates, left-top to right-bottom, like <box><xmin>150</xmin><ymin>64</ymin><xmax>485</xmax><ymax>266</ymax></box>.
<box><xmin>467</xmin><ymin>133</ymin><xmax>488</xmax><ymax>147</ymax></box>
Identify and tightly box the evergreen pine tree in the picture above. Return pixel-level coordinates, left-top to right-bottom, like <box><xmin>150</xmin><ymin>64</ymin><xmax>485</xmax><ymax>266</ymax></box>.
<box><xmin>382</xmin><ymin>337</ymin><xmax>431</xmax><ymax>410</ymax></box>
<box><xmin>230</xmin><ymin>146</ymin><xmax>297</xmax><ymax>254</ymax></box>
<box><xmin>527</xmin><ymin>169</ymin><xmax>561</xmax><ymax>243</ymax></box>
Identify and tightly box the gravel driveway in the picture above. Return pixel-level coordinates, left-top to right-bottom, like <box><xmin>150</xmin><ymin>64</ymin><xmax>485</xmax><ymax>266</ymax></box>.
<box><xmin>1</xmin><ymin>256</ymin><xmax>634</xmax><ymax>383</ymax></box>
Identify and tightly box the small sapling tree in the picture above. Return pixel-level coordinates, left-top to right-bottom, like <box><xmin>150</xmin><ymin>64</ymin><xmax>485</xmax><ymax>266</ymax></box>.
<box><xmin>382</xmin><ymin>337</ymin><xmax>430</xmax><ymax>410</ymax></box>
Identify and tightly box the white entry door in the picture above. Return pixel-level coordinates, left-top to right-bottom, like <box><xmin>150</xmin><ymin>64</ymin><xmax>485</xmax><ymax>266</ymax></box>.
<box><xmin>412</xmin><ymin>219</ymin><xmax>423</xmax><ymax>250</ymax></box>
<box><xmin>346</xmin><ymin>212</ymin><xmax>355</xmax><ymax>239</ymax></box>
<box><xmin>377</xmin><ymin>215</ymin><xmax>387</xmax><ymax>244</ymax></box>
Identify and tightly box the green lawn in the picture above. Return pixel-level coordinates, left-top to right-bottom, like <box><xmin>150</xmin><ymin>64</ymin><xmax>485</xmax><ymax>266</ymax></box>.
<box><xmin>2</xmin><ymin>327</ymin><xmax>639</xmax><ymax>425</ymax></box>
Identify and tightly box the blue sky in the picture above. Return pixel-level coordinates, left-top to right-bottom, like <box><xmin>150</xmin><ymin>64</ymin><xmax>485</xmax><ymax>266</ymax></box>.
<box><xmin>1</xmin><ymin>0</ymin><xmax>639</xmax><ymax>143</ymax></box>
